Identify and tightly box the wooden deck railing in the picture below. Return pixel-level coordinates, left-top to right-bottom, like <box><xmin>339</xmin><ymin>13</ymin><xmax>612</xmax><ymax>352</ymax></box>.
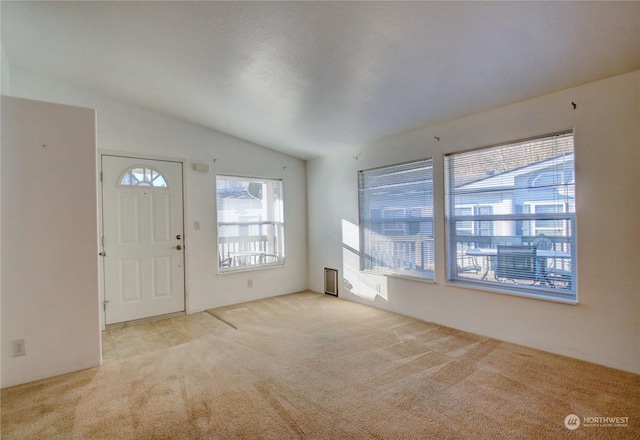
<box><xmin>218</xmin><ymin>235</ymin><xmax>277</xmax><ymax>268</ymax></box>
<box><xmin>364</xmin><ymin>235</ymin><xmax>435</xmax><ymax>273</ymax></box>
<box><xmin>455</xmin><ymin>235</ymin><xmax>573</xmax><ymax>279</ymax></box>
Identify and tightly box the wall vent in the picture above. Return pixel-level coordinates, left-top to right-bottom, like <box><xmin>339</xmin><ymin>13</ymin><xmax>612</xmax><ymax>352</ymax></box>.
<box><xmin>324</xmin><ymin>268</ymin><xmax>338</xmax><ymax>296</ymax></box>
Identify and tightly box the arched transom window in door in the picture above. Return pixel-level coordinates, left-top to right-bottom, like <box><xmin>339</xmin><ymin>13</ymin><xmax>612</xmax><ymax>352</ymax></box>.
<box><xmin>119</xmin><ymin>166</ymin><xmax>168</xmax><ymax>188</ymax></box>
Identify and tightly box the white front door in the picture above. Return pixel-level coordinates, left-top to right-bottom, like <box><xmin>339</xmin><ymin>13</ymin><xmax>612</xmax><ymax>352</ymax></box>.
<box><xmin>101</xmin><ymin>155</ymin><xmax>185</xmax><ymax>325</ymax></box>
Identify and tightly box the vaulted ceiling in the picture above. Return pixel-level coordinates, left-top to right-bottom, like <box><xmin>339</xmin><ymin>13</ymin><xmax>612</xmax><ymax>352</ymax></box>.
<box><xmin>2</xmin><ymin>1</ymin><xmax>639</xmax><ymax>159</ymax></box>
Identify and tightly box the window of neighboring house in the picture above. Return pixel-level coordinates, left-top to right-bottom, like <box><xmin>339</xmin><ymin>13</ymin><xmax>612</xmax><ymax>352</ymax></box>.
<box><xmin>477</xmin><ymin>206</ymin><xmax>493</xmax><ymax>237</ymax></box>
<box><xmin>358</xmin><ymin>158</ymin><xmax>434</xmax><ymax>281</ymax></box>
<box><xmin>216</xmin><ymin>175</ymin><xmax>284</xmax><ymax>272</ymax></box>
<box><xmin>445</xmin><ymin>131</ymin><xmax>577</xmax><ymax>302</ymax></box>
<box><xmin>525</xmin><ymin>203</ymin><xmax>568</xmax><ymax>236</ymax></box>
<box><xmin>455</xmin><ymin>206</ymin><xmax>475</xmax><ymax>235</ymax></box>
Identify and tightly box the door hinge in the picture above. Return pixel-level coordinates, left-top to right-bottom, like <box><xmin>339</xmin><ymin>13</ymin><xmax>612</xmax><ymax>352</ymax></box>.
<box><xmin>100</xmin><ymin>171</ymin><xmax>103</xmax><ymax>182</ymax></box>
<box><xmin>103</xmin><ymin>300</ymin><xmax>109</xmax><ymax>311</ymax></box>
<box><xmin>99</xmin><ymin>251</ymin><xmax>106</xmax><ymax>257</ymax></box>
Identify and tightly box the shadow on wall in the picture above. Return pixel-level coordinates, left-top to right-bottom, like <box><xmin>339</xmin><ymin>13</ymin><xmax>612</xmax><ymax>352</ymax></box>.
<box><xmin>341</xmin><ymin>219</ymin><xmax>388</xmax><ymax>301</ymax></box>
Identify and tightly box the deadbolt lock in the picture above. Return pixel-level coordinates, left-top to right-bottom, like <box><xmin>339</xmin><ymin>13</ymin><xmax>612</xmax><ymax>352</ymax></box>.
<box><xmin>176</xmin><ymin>234</ymin><xmax>182</xmax><ymax>240</ymax></box>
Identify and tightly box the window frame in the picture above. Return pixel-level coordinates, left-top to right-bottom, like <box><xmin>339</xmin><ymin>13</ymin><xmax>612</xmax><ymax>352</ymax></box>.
<box><xmin>358</xmin><ymin>157</ymin><xmax>435</xmax><ymax>282</ymax></box>
<box><xmin>215</xmin><ymin>174</ymin><xmax>285</xmax><ymax>273</ymax></box>
<box><xmin>444</xmin><ymin>131</ymin><xmax>577</xmax><ymax>303</ymax></box>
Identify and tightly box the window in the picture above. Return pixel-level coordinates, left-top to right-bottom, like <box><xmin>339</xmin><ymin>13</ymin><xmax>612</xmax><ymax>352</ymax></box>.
<box><xmin>358</xmin><ymin>158</ymin><xmax>434</xmax><ymax>281</ymax></box>
<box><xmin>119</xmin><ymin>166</ymin><xmax>167</xmax><ymax>188</ymax></box>
<box><xmin>445</xmin><ymin>131</ymin><xmax>576</xmax><ymax>302</ymax></box>
<box><xmin>216</xmin><ymin>175</ymin><xmax>284</xmax><ymax>272</ymax></box>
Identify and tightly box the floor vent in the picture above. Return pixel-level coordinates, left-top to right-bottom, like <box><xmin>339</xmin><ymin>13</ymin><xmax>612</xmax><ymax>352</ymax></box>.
<box><xmin>324</xmin><ymin>268</ymin><xmax>338</xmax><ymax>296</ymax></box>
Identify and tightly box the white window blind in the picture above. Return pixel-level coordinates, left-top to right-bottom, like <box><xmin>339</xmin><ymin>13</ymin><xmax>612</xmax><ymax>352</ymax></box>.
<box><xmin>216</xmin><ymin>175</ymin><xmax>284</xmax><ymax>272</ymax></box>
<box><xmin>445</xmin><ymin>131</ymin><xmax>577</xmax><ymax>302</ymax></box>
<box><xmin>359</xmin><ymin>158</ymin><xmax>434</xmax><ymax>281</ymax></box>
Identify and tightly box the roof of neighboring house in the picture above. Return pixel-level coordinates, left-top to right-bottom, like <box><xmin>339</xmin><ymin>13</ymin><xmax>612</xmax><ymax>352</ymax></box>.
<box><xmin>457</xmin><ymin>153</ymin><xmax>574</xmax><ymax>191</ymax></box>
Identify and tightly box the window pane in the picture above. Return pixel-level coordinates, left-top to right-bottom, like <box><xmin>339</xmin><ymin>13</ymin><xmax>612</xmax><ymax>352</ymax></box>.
<box><xmin>119</xmin><ymin>166</ymin><xmax>168</xmax><ymax>188</ymax></box>
<box><xmin>445</xmin><ymin>132</ymin><xmax>576</xmax><ymax>301</ymax></box>
<box><xmin>216</xmin><ymin>175</ymin><xmax>284</xmax><ymax>271</ymax></box>
<box><xmin>359</xmin><ymin>159</ymin><xmax>434</xmax><ymax>280</ymax></box>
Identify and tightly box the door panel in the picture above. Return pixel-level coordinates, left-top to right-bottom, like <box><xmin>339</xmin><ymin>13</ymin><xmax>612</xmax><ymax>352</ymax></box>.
<box><xmin>152</xmin><ymin>256</ymin><xmax>172</xmax><ymax>298</ymax></box>
<box><xmin>151</xmin><ymin>193</ymin><xmax>171</xmax><ymax>242</ymax></box>
<box><xmin>119</xmin><ymin>193</ymin><xmax>141</xmax><ymax>244</ymax></box>
<box><xmin>120</xmin><ymin>259</ymin><xmax>142</xmax><ymax>303</ymax></box>
<box><xmin>102</xmin><ymin>155</ymin><xmax>185</xmax><ymax>324</ymax></box>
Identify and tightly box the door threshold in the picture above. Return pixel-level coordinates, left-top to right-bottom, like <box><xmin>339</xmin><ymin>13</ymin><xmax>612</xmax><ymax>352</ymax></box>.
<box><xmin>106</xmin><ymin>311</ymin><xmax>186</xmax><ymax>329</ymax></box>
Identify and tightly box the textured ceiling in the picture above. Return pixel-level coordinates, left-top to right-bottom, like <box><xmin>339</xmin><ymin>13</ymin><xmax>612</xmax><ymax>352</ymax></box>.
<box><xmin>2</xmin><ymin>1</ymin><xmax>639</xmax><ymax>159</ymax></box>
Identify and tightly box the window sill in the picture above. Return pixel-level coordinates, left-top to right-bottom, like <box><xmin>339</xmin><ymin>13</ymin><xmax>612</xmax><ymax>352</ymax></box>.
<box><xmin>384</xmin><ymin>273</ymin><xmax>436</xmax><ymax>284</ymax></box>
<box><xmin>218</xmin><ymin>263</ymin><xmax>285</xmax><ymax>275</ymax></box>
<box><xmin>447</xmin><ymin>279</ymin><xmax>577</xmax><ymax>305</ymax></box>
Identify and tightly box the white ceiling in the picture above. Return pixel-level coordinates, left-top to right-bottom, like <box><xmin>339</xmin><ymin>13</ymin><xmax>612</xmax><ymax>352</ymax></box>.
<box><xmin>2</xmin><ymin>1</ymin><xmax>639</xmax><ymax>160</ymax></box>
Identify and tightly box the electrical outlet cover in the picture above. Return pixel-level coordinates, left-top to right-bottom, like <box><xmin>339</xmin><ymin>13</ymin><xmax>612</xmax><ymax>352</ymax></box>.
<box><xmin>12</xmin><ymin>339</ymin><xmax>26</xmax><ymax>357</ymax></box>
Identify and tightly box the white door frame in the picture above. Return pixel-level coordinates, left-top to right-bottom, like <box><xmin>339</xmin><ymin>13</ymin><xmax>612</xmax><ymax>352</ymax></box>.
<box><xmin>98</xmin><ymin>151</ymin><xmax>189</xmax><ymax>330</ymax></box>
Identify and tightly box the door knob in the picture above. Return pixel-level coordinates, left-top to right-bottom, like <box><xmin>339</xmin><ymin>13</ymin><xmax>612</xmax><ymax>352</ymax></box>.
<box><xmin>176</xmin><ymin>245</ymin><xmax>182</xmax><ymax>250</ymax></box>
<box><xmin>176</xmin><ymin>235</ymin><xmax>182</xmax><ymax>240</ymax></box>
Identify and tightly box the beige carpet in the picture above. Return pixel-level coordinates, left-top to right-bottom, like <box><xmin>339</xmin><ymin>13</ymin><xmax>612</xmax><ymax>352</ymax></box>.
<box><xmin>2</xmin><ymin>291</ymin><xmax>638</xmax><ymax>439</ymax></box>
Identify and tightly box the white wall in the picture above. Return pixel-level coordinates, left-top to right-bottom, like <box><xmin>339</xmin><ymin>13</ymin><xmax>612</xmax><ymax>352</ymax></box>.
<box><xmin>0</xmin><ymin>43</ymin><xmax>5</xmax><ymax>388</ymax></box>
<box><xmin>1</xmin><ymin>42</ymin><xmax>9</xmax><ymax>94</ymax></box>
<box><xmin>9</xmin><ymin>68</ymin><xmax>308</xmax><ymax>318</ymax></box>
<box><xmin>0</xmin><ymin>37</ymin><xmax>13</xmax><ymax>387</ymax></box>
<box><xmin>1</xmin><ymin>96</ymin><xmax>102</xmax><ymax>387</ymax></box>
<box><xmin>308</xmin><ymin>71</ymin><xmax>640</xmax><ymax>373</ymax></box>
